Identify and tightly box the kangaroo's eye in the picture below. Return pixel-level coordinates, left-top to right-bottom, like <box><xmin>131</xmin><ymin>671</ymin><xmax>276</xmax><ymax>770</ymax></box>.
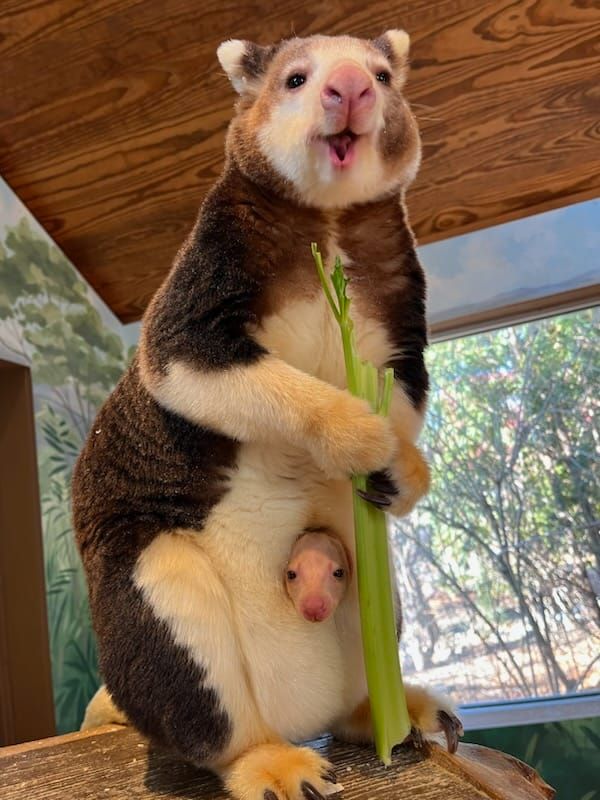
<box><xmin>333</xmin><ymin>568</ymin><xmax>345</xmax><ymax>579</ymax></box>
<box><xmin>286</xmin><ymin>73</ymin><xmax>306</xmax><ymax>90</ymax></box>
<box><xmin>286</xmin><ymin>570</ymin><xmax>297</xmax><ymax>581</ymax></box>
<box><xmin>376</xmin><ymin>71</ymin><xmax>391</xmax><ymax>85</ymax></box>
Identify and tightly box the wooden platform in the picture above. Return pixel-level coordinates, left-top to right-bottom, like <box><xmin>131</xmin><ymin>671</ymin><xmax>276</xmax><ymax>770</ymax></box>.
<box><xmin>0</xmin><ymin>725</ymin><xmax>554</xmax><ymax>800</ymax></box>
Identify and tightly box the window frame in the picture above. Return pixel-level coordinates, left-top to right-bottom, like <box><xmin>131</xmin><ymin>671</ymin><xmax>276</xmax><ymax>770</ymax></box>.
<box><xmin>429</xmin><ymin>284</ymin><xmax>599</xmax><ymax>343</ymax></box>
<box><xmin>460</xmin><ymin>691</ymin><xmax>600</xmax><ymax>730</ymax></box>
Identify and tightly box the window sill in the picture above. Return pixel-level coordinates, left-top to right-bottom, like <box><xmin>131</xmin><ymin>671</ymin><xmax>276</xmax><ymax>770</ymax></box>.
<box><xmin>459</xmin><ymin>691</ymin><xmax>600</xmax><ymax>730</ymax></box>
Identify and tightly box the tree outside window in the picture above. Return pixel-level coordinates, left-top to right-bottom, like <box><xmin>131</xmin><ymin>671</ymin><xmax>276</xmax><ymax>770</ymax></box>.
<box><xmin>394</xmin><ymin>307</ymin><xmax>599</xmax><ymax>702</ymax></box>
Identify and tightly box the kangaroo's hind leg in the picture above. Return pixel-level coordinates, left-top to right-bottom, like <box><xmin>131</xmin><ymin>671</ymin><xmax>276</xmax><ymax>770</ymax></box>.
<box><xmin>100</xmin><ymin>529</ymin><xmax>334</xmax><ymax>800</ymax></box>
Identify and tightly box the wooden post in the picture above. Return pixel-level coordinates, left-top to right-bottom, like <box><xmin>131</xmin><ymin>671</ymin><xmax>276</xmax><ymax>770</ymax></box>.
<box><xmin>0</xmin><ymin>361</ymin><xmax>56</xmax><ymax>745</ymax></box>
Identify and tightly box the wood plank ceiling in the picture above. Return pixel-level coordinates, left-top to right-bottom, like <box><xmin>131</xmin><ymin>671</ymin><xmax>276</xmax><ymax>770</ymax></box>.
<box><xmin>1</xmin><ymin>0</ymin><xmax>599</xmax><ymax>322</ymax></box>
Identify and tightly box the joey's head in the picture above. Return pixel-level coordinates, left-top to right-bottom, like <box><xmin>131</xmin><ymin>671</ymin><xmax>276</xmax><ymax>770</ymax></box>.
<box><xmin>217</xmin><ymin>31</ymin><xmax>420</xmax><ymax>208</ymax></box>
<box><xmin>285</xmin><ymin>531</ymin><xmax>351</xmax><ymax>623</ymax></box>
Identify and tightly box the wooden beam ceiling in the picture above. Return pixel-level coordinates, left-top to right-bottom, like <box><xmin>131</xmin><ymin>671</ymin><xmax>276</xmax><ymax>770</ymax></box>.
<box><xmin>1</xmin><ymin>0</ymin><xmax>599</xmax><ymax>322</ymax></box>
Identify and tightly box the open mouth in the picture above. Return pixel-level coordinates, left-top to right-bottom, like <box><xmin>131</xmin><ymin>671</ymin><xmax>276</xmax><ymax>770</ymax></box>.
<box><xmin>324</xmin><ymin>129</ymin><xmax>359</xmax><ymax>168</ymax></box>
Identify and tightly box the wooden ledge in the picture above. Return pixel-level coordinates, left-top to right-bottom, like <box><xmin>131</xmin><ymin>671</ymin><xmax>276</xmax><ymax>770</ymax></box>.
<box><xmin>0</xmin><ymin>725</ymin><xmax>554</xmax><ymax>800</ymax></box>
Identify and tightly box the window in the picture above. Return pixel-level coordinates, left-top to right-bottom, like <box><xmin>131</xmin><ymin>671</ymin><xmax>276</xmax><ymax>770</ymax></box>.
<box><xmin>394</xmin><ymin>307</ymin><xmax>599</xmax><ymax>708</ymax></box>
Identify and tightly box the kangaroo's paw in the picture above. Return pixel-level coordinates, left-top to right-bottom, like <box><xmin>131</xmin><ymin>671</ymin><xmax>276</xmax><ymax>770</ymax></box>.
<box><xmin>357</xmin><ymin>442</ymin><xmax>430</xmax><ymax>518</ymax></box>
<box><xmin>224</xmin><ymin>742</ymin><xmax>336</xmax><ymax>800</ymax></box>
<box><xmin>309</xmin><ymin>393</ymin><xmax>395</xmax><ymax>479</ymax></box>
<box><xmin>405</xmin><ymin>684</ymin><xmax>463</xmax><ymax>754</ymax></box>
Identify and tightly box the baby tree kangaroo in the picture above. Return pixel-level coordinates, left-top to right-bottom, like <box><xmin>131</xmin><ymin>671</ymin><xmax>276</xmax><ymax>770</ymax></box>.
<box><xmin>73</xmin><ymin>31</ymin><xmax>461</xmax><ymax>800</ymax></box>
<box><xmin>285</xmin><ymin>528</ymin><xmax>350</xmax><ymax>623</ymax></box>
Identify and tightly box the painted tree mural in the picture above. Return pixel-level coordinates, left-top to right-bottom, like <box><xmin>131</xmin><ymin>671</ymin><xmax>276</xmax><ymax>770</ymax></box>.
<box><xmin>0</xmin><ymin>214</ymin><xmax>132</xmax><ymax>732</ymax></box>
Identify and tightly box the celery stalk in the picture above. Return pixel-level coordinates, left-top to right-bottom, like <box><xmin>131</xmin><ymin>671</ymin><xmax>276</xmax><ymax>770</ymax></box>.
<box><xmin>312</xmin><ymin>243</ymin><xmax>411</xmax><ymax>765</ymax></box>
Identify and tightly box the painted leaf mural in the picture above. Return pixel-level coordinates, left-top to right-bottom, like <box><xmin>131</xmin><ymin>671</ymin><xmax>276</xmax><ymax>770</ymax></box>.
<box><xmin>0</xmin><ymin>179</ymin><xmax>136</xmax><ymax>733</ymax></box>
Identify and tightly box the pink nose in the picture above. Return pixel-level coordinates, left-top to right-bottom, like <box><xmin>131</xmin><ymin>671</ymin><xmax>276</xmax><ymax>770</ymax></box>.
<box><xmin>321</xmin><ymin>64</ymin><xmax>375</xmax><ymax>117</ymax></box>
<box><xmin>301</xmin><ymin>596</ymin><xmax>330</xmax><ymax>622</ymax></box>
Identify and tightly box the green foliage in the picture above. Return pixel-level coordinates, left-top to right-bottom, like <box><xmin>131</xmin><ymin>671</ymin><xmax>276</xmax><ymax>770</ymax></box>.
<box><xmin>0</xmin><ymin>216</ymin><xmax>127</xmax><ymax>731</ymax></box>
<box><xmin>40</xmin><ymin>462</ymin><xmax>100</xmax><ymax>733</ymax></box>
<box><xmin>39</xmin><ymin>406</ymin><xmax>81</xmax><ymax>478</ymax></box>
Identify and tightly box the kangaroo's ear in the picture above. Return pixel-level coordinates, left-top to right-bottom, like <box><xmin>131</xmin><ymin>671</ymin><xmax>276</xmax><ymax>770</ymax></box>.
<box><xmin>217</xmin><ymin>40</ymin><xmax>279</xmax><ymax>95</ymax></box>
<box><xmin>373</xmin><ymin>29</ymin><xmax>410</xmax><ymax>62</ymax></box>
<box><xmin>372</xmin><ymin>29</ymin><xmax>410</xmax><ymax>86</ymax></box>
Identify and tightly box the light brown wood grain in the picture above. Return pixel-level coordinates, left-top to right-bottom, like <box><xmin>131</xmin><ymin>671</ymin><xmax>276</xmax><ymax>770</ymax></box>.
<box><xmin>0</xmin><ymin>725</ymin><xmax>555</xmax><ymax>800</ymax></box>
<box><xmin>0</xmin><ymin>0</ymin><xmax>598</xmax><ymax>321</ymax></box>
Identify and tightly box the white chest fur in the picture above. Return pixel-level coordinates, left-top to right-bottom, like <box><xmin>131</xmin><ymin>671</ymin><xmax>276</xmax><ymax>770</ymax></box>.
<box><xmin>194</xmin><ymin>441</ymin><xmax>363</xmax><ymax>746</ymax></box>
<box><xmin>208</xmin><ymin>274</ymin><xmax>395</xmax><ymax>739</ymax></box>
<box><xmin>255</xmin><ymin>285</ymin><xmax>396</xmax><ymax>389</ymax></box>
